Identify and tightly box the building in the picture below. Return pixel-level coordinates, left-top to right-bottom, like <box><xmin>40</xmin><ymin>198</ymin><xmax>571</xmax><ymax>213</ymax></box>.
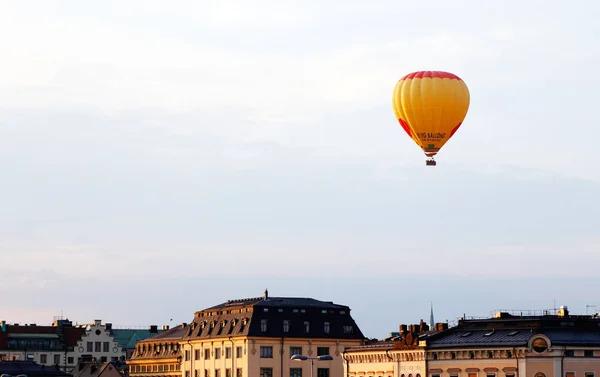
<box><xmin>0</xmin><ymin>318</ymin><xmax>168</xmax><ymax>373</ymax></box>
<box><xmin>128</xmin><ymin>323</ymin><xmax>188</xmax><ymax>377</ymax></box>
<box><xmin>72</xmin><ymin>320</ymin><xmax>124</xmax><ymax>364</ymax></box>
<box><xmin>0</xmin><ymin>360</ymin><xmax>72</xmax><ymax>377</ymax></box>
<box><xmin>71</xmin><ymin>361</ymin><xmax>125</xmax><ymax>377</ymax></box>
<box><xmin>342</xmin><ymin>320</ymin><xmax>442</xmax><ymax>377</ymax></box>
<box><xmin>180</xmin><ymin>289</ymin><xmax>366</xmax><ymax>377</ymax></box>
<box><xmin>424</xmin><ymin>306</ymin><xmax>600</xmax><ymax>377</ymax></box>
<box><xmin>0</xmin><ymin>318</ymin><xmax>86</xmax><ymax>371</ymax></box>
<box><xmin>343</xmin><ymin>306</ymin><xmax>600</xmax><ymax>377</ymax></box>
<box><xmin>112</xmin><ymin>325</ymin><xmax>167</xmax><ymax>359</ymax></box>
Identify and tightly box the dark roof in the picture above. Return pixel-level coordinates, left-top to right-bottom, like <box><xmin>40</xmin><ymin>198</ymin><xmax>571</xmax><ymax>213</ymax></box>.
<box><xmin>425</xmin><ymin>314</ymin><xmax>600</xmax><ymax>349</ymax></box>
<box><xmin>71</xmin><ymin>362</ymin><xmax>122</xmax><ymax>377</ymax></box>
<box><xmin>138</xmin><ymin>324</ymin><xmax>187</xmax><ymax>342</ymax></box>
<box><xmin>545</xmin><ymin>329</ymin><xmax>600</xmax><ymax>345</ymax></box>
<box><xmin>185</xmin><ymin>294</ymin><xmax>364</xmax><ymax>341</ymax></box>
<box><xmin>204</xmin><ymin>296</ymin><xmax>350</xmax><ymax>311</ymax></box>
<box><xmin>427</xmin><ymin>329</ymin><xmax>533</xmax><ymax>349</ymax></box>
<box><xmin>0</xmin><ymin>361</ymin><xmax>71</xmax><ymax>377</ymax></box>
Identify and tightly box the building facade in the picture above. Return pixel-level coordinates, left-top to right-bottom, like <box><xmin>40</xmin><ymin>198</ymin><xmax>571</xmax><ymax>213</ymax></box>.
<box><xmin>343</xmin><ymin>306</ymin><xmax>600</xmax><ymax>377</ymax></box>
<box><xmin>128</xmin><ymin>323</ymin><xmax>187</xmax><ymax>377</ymax></box>
<box><xmin>180</xmin><ymin>290</ymin><xmax>367</xmax><ymax>377</ymax></box>
<box><xmin>0</xmin><ymin>318</ymin><xmax>168</xmax><ymax>373</ymax></box>
<box><xmin>73</xmin><ymin>320</ymin><xmax>125</xmax><ymax>364</ymax></box>
<box><xmin>342</xmin><ymin>321</ymin><xmax>441</xmax><ymax>377</ymax></box>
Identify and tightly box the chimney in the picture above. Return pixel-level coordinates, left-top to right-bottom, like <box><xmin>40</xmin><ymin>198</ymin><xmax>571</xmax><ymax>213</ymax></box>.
<box><xmin>149</xmin><ymin>325</ymin><xmax>158</xmax><ymax>333</ymax></box>
<box><xmin>419</xmin><ymin>319</ymin><xmax>428</xmax><ymax>332</ymax></box>
<box><xmin>558</xmin><ymin>306</ymin><xmax>569</xmax><ymax>317</ymax></box>
<box><xmin>399</xmin><ymin>324</ymin><xmax>407</xmax><ymax>334</ymax></box>
<box><xmin>435</xmin><ymin>323</ymin><xmax>448</xmax><ymax>331</ymax></box>
<box><xmin>181</xmin><ymin>323</ymin><xmax>187</xmax><ymax>328</ymax></box>
<box><xmin>1</xmin><ymin>320</ymin><xmax>6</xmax><ymax>332</ymax></box>
<box><xmin>94</xmin><ymin>320</ymin><xmax>102</xmax><ymax>326</ymax></box>
<box><xmin>162</xmin><ymin>325</ymin><xmax>170</xmax><ymax>331</ymax></box>
<box><xmin>264</xmin><ymin>289</ymin><xmax>269</xmax><ymax>300</ymax></box>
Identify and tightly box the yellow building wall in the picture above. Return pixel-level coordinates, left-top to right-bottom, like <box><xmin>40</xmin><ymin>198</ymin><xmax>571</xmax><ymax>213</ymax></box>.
<box><xmin>344</xmin><ymin>348</ymin><xmax>426</xmax><ymax>377</ymax></box>
<box><xmin>183</xmin><ymin>337</ymin><xmax>362</xmax><ymax>377</ymax></box>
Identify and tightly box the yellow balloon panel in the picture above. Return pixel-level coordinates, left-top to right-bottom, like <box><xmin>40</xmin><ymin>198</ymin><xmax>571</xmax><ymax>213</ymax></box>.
<box><xmin>392</xmin><ymin>71</ymin><xmax>470</xmax><ymax>155</ymax></box>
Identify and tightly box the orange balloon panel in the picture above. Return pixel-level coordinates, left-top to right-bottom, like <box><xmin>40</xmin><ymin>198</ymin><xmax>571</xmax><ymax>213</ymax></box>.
<box><xmin>392</xmin><ymin>71</ymin><xmax>470</xmax><ymax>156</ymax></box>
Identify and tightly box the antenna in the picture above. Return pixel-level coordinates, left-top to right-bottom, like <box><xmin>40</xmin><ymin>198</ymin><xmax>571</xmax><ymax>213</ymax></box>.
<box><xmin>586</xmin><ymin>305</ymin><xmax>596</xmax><ymax>315</ymax></box>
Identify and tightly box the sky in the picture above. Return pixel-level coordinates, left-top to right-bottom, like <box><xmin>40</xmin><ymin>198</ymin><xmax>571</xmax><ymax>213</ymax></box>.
<box><xmin>1</xmin><ymin>0</ymin><xmax>599</xmax><ymax>339</ymax></box>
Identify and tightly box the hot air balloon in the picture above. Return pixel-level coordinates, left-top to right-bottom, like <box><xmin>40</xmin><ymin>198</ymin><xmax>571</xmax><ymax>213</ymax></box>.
<box><xmin>392</xmin><ymin>71</ymin><xmax>470</xmax><ymax>166</ymax></box>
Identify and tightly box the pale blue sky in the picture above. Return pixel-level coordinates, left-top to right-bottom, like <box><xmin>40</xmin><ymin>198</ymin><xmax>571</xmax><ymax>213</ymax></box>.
<box><xmin>1</xmin><ymin>0</ymin><xmax>599</xmax><ymax>338</ymax></box>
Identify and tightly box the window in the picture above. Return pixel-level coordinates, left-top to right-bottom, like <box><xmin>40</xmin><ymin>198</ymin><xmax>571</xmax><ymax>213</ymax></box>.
<box><xmin>68</xmin><ymin>357</ymin><xmax>74</xmax><ymax>364</ymax></box>
<box><xmin>324</xmin><ymin>322</ymin><xmax>330</xmax><ymax>334</ymax></box>
<box><xmin>317</xmin><ymin>368</ymin><xmax>329</xmax><ymax>377</ymax></box>
<box><xmin>215</xmin><ymin>370</ymin><xmax>221</xmax><ymax>377</ymax></box>
<box><xmin>205</xmin><ymin>349</ymin><xmax>211</xmax><ymax>359</ymax></box>
<box><xmin>486</xmin><ymin>374</ymin><xmax>495</xmax><ymax>377</ymax></box>
<box><xmin>585</xmin><ymin>350</ymin><xmax>594</xmax><ymax>357</ymax></box>
<box><xmin>260</xmin><ymin>368</ymin><xmax>273</xmax><ymax>377</ymax></box>
<box><xmin>226</xmin><ymin>369</ymin><xmax>232</xmax><ymax>377</ymax></box>
<box><xmin>343</xmin><ymin>326</ymin><xmax>353</xmax><ymax>334</ymax></box>
<box><xmin>290</xmin><ymin>347</ymin><xmax>302</xmax><ymax>356</ymax></box>
<box><xmin>225</xmin><ymin>347</ymin><xmax>231</xmax><ymax>358</ymax></box>
<box><xmin>103</xmin><ymin>342</ymin><xmax>109</xmax><ymax>352</ymax></box>
<box><xmin>40</xmin><ymin>354</ymin><xmax>47</xmax><ymax>364</ymax></box>
<box><xmin>468</xmin><ymin>373</ymin><xmax>478</xmax><ymax>377</ymax></box>
<box><xmin>290</xmin><ymin>368</ymin><xmax>303</xmax><ymax>377</ymax></box>
<box><xmin>215</xmin><ymin>348</ymin><xmax>221</xmax><ymax>359</ymax></box>
<box><xmin>236</xmin><ymin>369</ymin><xmax>242</xmax><ymax>377</ymax></box>
<box><xmin>236</xmin><ymin>347</ymin><xmax>243</xmax><ymax>358</ymax></box>
<box><xmin>185</xmin><ymin>371</ymin><xmax>190</xmax><ymax>377</ymax></box>
<box><xmin>304</xmin><ymin>321</ymin><xmax>310</xmax><ymax>333</ymax></box>
<box><xmin>317</xmin><ymin>347</ymin><xmax>329</xmax><ymax>356</ymax></box>
<box><xmin>431</xmin><ymin>374</ymin><xmax>440</xmax><ymax>377</ymax></box>
<box><xmin>95</xmin><ymin>342</ymin><xmax>102</xmax><ymax>352</ymax></box>
<box><xmin>585</xmin><ymin>372</ymin><xmax>595</xmax><ymax>377</ymax></box>
<box><xmin>566</xmin><ymin>373</ymin><xmax>575</xmax><ymax>377</ymax></box>
<box><xmin>261</xmin><ymin>319</ymin><xmax>268</xmax><ymax>332</ymax></box>
<box><xmin>87</xmin><ymin>342</ymin><xmax>93</xmax><ymax>352</ymax></box>
<box><xmin>54</xmin><ymin>355</ymin><xmax>60</xmax><ymax>365</ymax></box>
<box><xmin>260</xmin><ymin>346</ymin><xmax>273</xmax><ymax>358</ymax></box>
<box><xmin>185</xmin><ymin>350</ymin><xmax>190</xmax><ymax>360</ymax></box>
<box><xmin>204</xmin><ymin>370</ymin><xmax>210</xmax><ymax>377</ymax></box>
<box><xmin>283</xmin><ymin>320</ymin><xmax>290</xmax><ymax>332</ymax></box>
<box><xmin>565</xmin><ymin>350</ymin><xmax>575</xmax><ymax>357</ymax></box>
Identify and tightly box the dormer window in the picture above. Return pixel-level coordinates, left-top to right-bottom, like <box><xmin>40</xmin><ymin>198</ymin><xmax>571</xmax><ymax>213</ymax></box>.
<box><xmin>261</xmin><ymin>319</ymin><xmax>268</xmax><ymax>332</ymax></box>
<box><xmin>283</xmin><ymin>320</ymin><xmax>290</xmax><ymax>333</ymax></box>
<box><xmin>304</xmin><ymin>321</ymin><xmax>310</xmax><ymax>333</ymax></box>
<box><xmin>324</xmin><ymin>322</ymin><xmax>330</xmax><ymax>334</ymax></box>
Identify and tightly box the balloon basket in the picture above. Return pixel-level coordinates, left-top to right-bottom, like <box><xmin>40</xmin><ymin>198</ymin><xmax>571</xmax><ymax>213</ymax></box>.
<box><xmin>425</xmin><ymin>159</ymin><xmax>437</xmax><ymax>166</ymax></box>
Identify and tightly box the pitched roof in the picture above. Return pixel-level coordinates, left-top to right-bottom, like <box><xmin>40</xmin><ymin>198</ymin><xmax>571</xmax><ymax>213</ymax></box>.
<box><xmin>185</xmin><ymin>294</ymin><xmax>364</xmax><ymax>341</ymax></box>
<box><xmin>426</xmin><ymin>329</ymin><xmax>533</xmax><ymax>348</ymax></box>
<box><xmin>71</xmin><ymin>362</ymin><xmax>122</xmax><ymax>377</ymax></box>
<box><xmin>204</xmin><ymin>296</ymin><xmax>350</xmax><ymax>311</ymax></box>
<box><xmin>112</xmin><ymin>329</ymin><xmax>164</xmax><ymax>349</ymax></box>
<box><xmin>545</xmin><ymin>329</ymin><xmax>600</xmax><ymax>345</ymax></box>
<box><xmin>138</xmin><ymin>324</ymin><xmax>187</xmax><ymax>342</ymax></box>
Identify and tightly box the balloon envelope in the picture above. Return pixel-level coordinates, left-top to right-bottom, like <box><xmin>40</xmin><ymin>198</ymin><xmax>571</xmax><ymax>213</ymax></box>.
<box><xmin>392</xmin><ymin>71</ymin><xmax>470</xmax><ymax>158</ymax></box>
